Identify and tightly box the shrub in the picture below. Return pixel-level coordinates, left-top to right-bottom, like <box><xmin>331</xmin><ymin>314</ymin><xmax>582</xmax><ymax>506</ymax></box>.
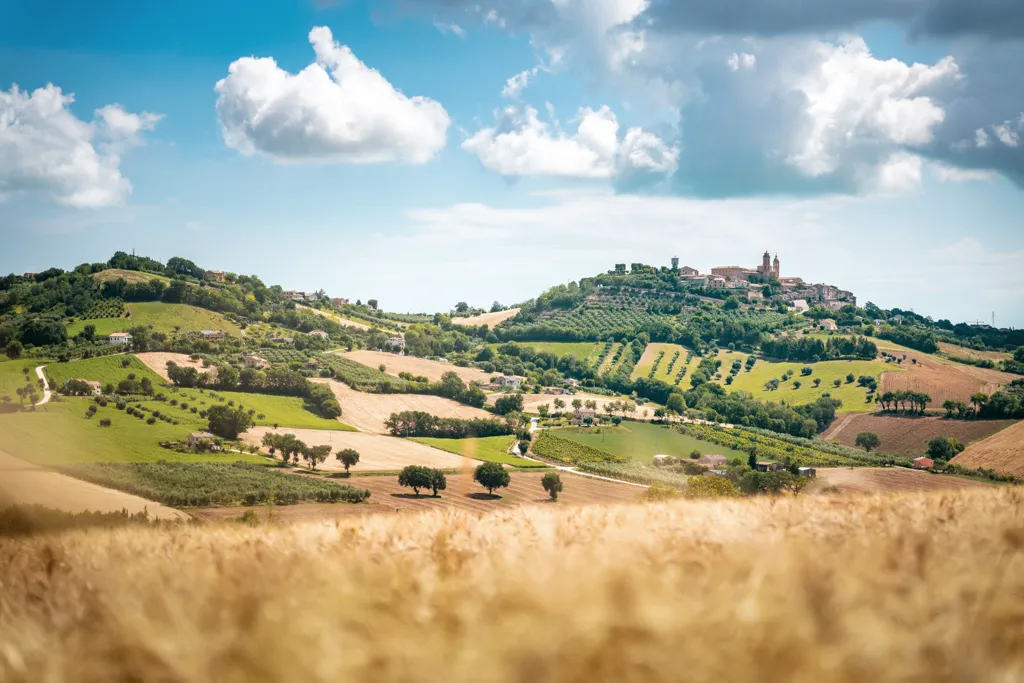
<box><xmin>146</xmin><ymin>417</ymin><xmax>156</xmax><ymax>425</ymax></box>
<box><xmin>98</xmin><ymin>418</ymin><xmax>112</xmax><ymax>427</ymax></box>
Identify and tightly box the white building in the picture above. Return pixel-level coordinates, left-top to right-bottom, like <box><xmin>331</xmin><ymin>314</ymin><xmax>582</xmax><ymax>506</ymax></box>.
<box><xmin>108</xmin><ymin>332</ymin><xmax>133</xmax><ymax>346</ymax></box>
<box><xmin>495</xmin><ymin>375</ymin><xmax>524</xmax><ymax>389</ymax></box>
<box><xmin>308</xmin><ymin>330</ymin><xmax>329</xmax><ymax>339</ymax></box>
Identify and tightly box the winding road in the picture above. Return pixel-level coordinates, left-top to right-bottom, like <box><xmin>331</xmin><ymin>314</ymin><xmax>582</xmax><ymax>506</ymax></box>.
<box><xmin>34</xmin><ymin>365</ymin><xmax>51</xmax><ymax>406</ymax></box>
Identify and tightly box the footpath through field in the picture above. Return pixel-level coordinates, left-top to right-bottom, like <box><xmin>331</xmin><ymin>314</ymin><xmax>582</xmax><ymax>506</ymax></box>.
<box><xmin>33</xmin><ymin>365</ymin><xmax>51</xmax><ymax>406</ymax></box>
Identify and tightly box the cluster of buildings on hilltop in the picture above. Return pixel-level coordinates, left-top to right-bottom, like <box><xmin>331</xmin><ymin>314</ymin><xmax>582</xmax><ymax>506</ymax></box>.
<box><xmin>666</xmin><ymin>251</ymin><xmax>857</xmax><ymax>312</ymax></box>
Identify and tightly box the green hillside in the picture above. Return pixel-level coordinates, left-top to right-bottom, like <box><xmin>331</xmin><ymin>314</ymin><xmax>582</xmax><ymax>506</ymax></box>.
<box><xmin>549</xmin><ymin>422</ymin><xmax>747</xmax><ymax>463</ymax></box>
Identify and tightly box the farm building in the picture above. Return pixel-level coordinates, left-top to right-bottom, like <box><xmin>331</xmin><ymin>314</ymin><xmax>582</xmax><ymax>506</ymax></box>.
<box><xmin>243</xmin><ymin>355</ymin><xmax>269</xmax><ymax>368</ymax></box>
<box><xmin>821</xmin><ymin>319</ymin><xmax>838</xmax><ymax>331</ymax></box>
<box><xmin>76</xmin><ymin>379</ymin><xmax>102</xmax><ymax>396</ymax></box>
<box><xmin>544</xmin><ymin>387</ymin><xmax>569</xmax><ymax>395</ymax></box>
<box><xmin>187</xmin><ymin>432</ymin><xmax>219</xmax><ymax>451</ymax></box>
<box><xmin>698</xmin><ymin>454</ymin><xmax>729</xmax><ymax>469</ymax></box>
<box><xmin>384</xmin><ymin>337</ymin><xmax>406</xmax><ymax>352</ymax></box>
<box><xmin>308</xmin><ymin>330</ymin><xmax>329</xmax><ymax>339</ymax></box>
<box><xmin>495</xmin><ymin>375</ymin><xmax>524</xmax><ymax>389</ymax></box>
<box><xmin>207</xmin><ymin>270</ymin><xmax>225</xmax><ymax>282</ymax></box>
<box><xmin>755</xmin><ymin>461</ymin><xmax>782</xmax><ymax>472</ymax></box>
<box><xmin>564</xmin><ymin>378</ymin><xmax>581</xmax><ymax>389</ymax></box>
<box><xmin>108</xmin><ymin>332</ymin><xmax>133</xmax><ymax>346</ymax></box>
<box><xmin>678</xmin><ymin>266</ymin><xmax>699</xmax><ymax>277</ymax></box>
<box><xmin>200</xmin><ymin>330</ymin><xmax>226</xmax><ymax>341</ymax></box>
<box><xmin>571</xmin><ymin>408</ymin><xmax>597</xmax><ymax>426</ymax></box>
<box><xmin>268</xmin><ymin>337</ymin><xmax>294</xmax><ymax>344</ymax></box>
<box><xmin>797</xmin><ymin>467</ymin><xmax>817</xmax><ymax>478</ymax></box>
<box><xmin>913</xmin><ymin>457</ymin><xmax>935</xmax><ymax>469</ymax></box>
<box><xmin>331</xmin><ymin>297</ymin><xmax>349</xmax><ymax>307</ymax></box>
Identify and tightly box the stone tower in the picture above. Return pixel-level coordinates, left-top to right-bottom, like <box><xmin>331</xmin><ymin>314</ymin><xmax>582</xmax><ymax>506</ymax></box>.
<box><xmin>773</xmin><ymin>253</ymin><xmax>780</xmax><ymax>278</ymax></box>
<box><xmin>671</xmin><ymin>256</ymin><xmax>679</xmax><ymax>270</ymax></box>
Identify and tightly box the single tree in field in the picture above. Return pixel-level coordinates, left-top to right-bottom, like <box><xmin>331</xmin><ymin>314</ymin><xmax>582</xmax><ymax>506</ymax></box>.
<box><xmin>942</xmin><ymin>399</ymin><xmax>956</xmax><ymax>418</ymax></box>
<box><xmin>474</xmin><ymin>462</ymin><xmax>510</xmax><ymax>496</ymax></box>
<box><xmin>537</xmin><ymin>404</ymin><xmax>550</xmax><ymax>418</ymax></box>
<box><xmin>542</xmin><ymin>471</ymin><xmax>563</xmax><ymax>501</ymax></box>
<box><xmin>571</xmin><ymin>398</ymin><xmax>583</xmax><ymax>410</ymax></box>
<box><xmin>855</xmin><ymin>432</ymin><xmax>881</xmax><ymax>452</ymax></box>
<box><xmin>813</xmin><ymin>378</ymin><xmax>821</xmax><ymax>388</ymax></box>
<box><xmin>793</xmin><ymin>380</ymin><xmax>802</xmax><ymax>389</ymax></box>
<box><xmin>303</xmin><ymin>444</ymin><xmax>332</xmax><ymax>471</ymax></box>
<box><xmin>846</xmin><ymin>373</ymin><xmax>855</xmax><ymax>384</ymax></box>
<box><xmin>336</xmin><ymin>448</ymin><xmax>360</xmax><ymax>473</ymax></box>
<box><xmin>398</xmin><ymin>465</ymin><xmax>433</xmax><ymax>496</ymax></box>
<box><xmin>430</xmin><ymin>469</ymin><xmax>447</xmax><ymax>497</ymax></box>
<box><xmin>970</xmin><ymin>392</ymin><xmax>989</xmax><ymax>418</ymax></box>
<box><xmin>584</xmin><ymin>399</ymin><xmax>598</xmax><ymax>410</ymax></box>
<box><xmin>553</xmin><ymin>398</ymin><xmax>566</xmax><ymax>413</ymax></box>
<box><xmin>833</xmin><ymin>378</ymin><xmax>842</xmax><ymax>388</ymax></box>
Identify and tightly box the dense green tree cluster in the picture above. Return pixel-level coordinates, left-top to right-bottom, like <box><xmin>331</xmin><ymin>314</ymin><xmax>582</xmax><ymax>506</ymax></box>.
<box><xmin>384</xmin><ymin>411</ymin><xmax>514</xmax><ymax>438</ymax></box>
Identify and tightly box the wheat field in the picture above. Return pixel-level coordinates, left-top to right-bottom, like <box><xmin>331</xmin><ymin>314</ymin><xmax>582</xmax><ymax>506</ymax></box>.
<box><xmin>1</xmin><ymin>488</ymin><xmax>1022</xmax><ymax>682</ymax></box>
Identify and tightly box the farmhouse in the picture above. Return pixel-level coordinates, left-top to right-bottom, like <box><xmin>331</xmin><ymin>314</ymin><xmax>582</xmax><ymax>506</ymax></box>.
<box><xmin>268</xmin><ymin>336</ymin><xmax>294</xmax><ymax>344</ymax></box>
<box><xmin>708</xmin><ymin>276</ymin><xmax>728</xmax><ymax>290</ymax></box>
<box><xmin>821</xmin><ymin>319</ymin><xmax>838</xmax><ymax>331</ymax></box>
<box><xmin>544</xmin><ymin>387</ymin><xmax>570</xmax><ymax>395</ymax></box>
<box><xmin>384</xmin><ymin>336</ymin><xmax>406</xmax><ymax>352</ymax></box>
<box><xmin>564</xmin><ymin>378</ymin><xmax>581</xmax><ymax>389</ymax></box>
<box><xmin>571</xmin><ymin>408</ymin><xmax>597</xmax><ymax>426</ymax></box>
<box><xmin>187</xmin><ymin>432</ymin><xmax>219</xmax><ymax>451</ymax></box>
<box><xmin>698</xmin><ymin>454</ymin><xmax>729</xmax><ymax>469</ymax></box>
<box><xmin>913</xmin><ymin>457</ymin><xmax>934</xmax><ymax>469</ymax></box>
<box><xmin>206</xmin><ymin>270</ymin><xmax>225</xmax><ymax>283</ymax></box>
<box><xmin>243</xmin><ymin>355</ymin><xmax>269</xmax><ymax>368</ymax></box>
<box><xmin>797</xmin><ymin>467</ymin><xmax>817</xmax><ymax>478</ymax></box>
<box><xmin>308</xmin><ymin>330</ymin><xmax>329</xmax><ymax>339</ymax></box>
<box><xmin>755</xmin><ymin>461</ymin><xmax>782</xmax><ymax>472</ymax></box>
<box><xmin>200</xmin><ymin>330</ymin><xmax>226</xmax><ymax>341</ymax></box>
<box><xmin>76</xmin><ymin>379</ymin><xmax>102</xmax><ymax>396</ymax></box>
<box><xmin>108</xmin><ymin>332</ymin><xmax>133</xmax><ymax>346</ymax></box>
<box><xmin>495</xmin><ymin>375</ymin><xmax>524</xmax><ymax>389</ymax></box>
<box><xmin>678</xmin><ymin>266</ymin><xmax>699</xmax><ymax>277</ymax></box>
<box><xmin>331</xmin><ymin>297</ymin><xmax>349</xmax><ymax>307</ymax></box>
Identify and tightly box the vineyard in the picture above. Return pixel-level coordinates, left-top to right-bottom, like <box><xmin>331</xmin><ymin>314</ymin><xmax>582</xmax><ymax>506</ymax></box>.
<box><xmin>677</xmin><ymin>424</ymin><xmax>912</xmax><ymax>468</ymax></box>
<box><xmin>499</xmin><ymin>307</ymin><xmax>668</xmax><ymax>341</ymax></box>
<box><xmin>531</xmin><ymin>431</ymin><xmax>626</xmax><ymax>465</ymax></box>
<box><xmin>58</xmin><ymin>461</ymin><xmax>371</xmax><ymax>507</ymax></box>
<box><xmin>323</xmin><ymin>356</ymin><xmax>410</xmax><ymax>392</ymax></box>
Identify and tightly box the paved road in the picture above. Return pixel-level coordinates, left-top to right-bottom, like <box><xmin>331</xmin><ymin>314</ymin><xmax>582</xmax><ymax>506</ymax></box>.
<box><xmin>34</xmin><ymin>365</ymin><xmax>51</xmax><ymax>406</ymax></box>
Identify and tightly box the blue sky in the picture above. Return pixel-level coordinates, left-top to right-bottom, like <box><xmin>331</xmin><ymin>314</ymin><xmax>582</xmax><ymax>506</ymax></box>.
<box><xmin>1</xmin><ymin>0</ymin><xmax>1023</xmax><ymax>326</ymax></box>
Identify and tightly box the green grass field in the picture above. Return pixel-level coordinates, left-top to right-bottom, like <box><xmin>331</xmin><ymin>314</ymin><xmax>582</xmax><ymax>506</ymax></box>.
<box><xmin>66</xmin><ymin>317</ymin><xmax>133</xmax><ymax>338</ymax></box>
<box><xmin>170</xmin><ymin>389</ymin><xmax>356</xmax><ymax>431</ymax></box>
<box><xmin>550</xmin><ymin>422</ymin><xmax>747</xmax><ymax>463</ymax></box>
<box><xmin>711</xmin><ymin>350</ymin><xmax>898</xmax><ymax>413</ymax></box>
<box><xmin>489</xmin><ymin>342</ymin><xmax>601</xmax><ymax>365</ymax></box>
<box><xmin>129</xmin><ymin>302</ymin><xmax>240</xmax><ymax>336</ymax></box>
<box><xmin>0</xmin><ymin>400</ymin><xmax>263</xmax><ymax>466</ymax></box>
<box><xmin>631</xmin><ymin>343</ymin><xmax>699</xmax><ymax>383</ymax></box>
<box><xmin>410</xmin><ymin>435</ymin><xmax>549</xmax><ymax>468</ymax></box>
<box><xmin>45</xmin><ymin>355</ymin><xmax>165</xmax><ymax>390</ymax></box>
<box><xmin>597</xmin><ymin>343</ymin><xmax>626</xmax><ymax>375</ymax></box>
<box><xmin>0</xmin><ymin>359</ymin><xmax>43</xmax><ymax>399</ymax></box>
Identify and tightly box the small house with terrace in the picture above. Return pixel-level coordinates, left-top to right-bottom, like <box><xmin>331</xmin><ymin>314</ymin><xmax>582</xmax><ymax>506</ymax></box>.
<box><xmin>108</xmin><ymin>332</ymin><xmax>133</xmax><ymax>346</ymax></box>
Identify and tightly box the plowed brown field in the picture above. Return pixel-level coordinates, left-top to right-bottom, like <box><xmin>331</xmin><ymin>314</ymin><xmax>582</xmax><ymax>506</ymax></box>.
<box><xmin>242</xmin><ymin>427</ymin><xmax>480</xmax><ymax>472</ymax></box>
<box><xmin>824</xmin><ymin>414</ymin><xmax>1017</xmax><ymax>458</ymax></box>
<box><xmin>339</xmin><ymin>350</ymin><xmax>493</xmax><ymax>384</ymax></box>
<box><xmin>880</xmin><ymin>349</ymin><xmax>1014</xmax><ymax>405</ymax></box>
<box><xmin>310</xmin><ymin>379</ymin><xmax>493</xmax><ymax>433</ymax></box>
<box><xmin>951</xmin><ymin>420</ymin><xmax>1024</xmax><ymax>477</ymax></box>
<box><xmin>188</xmin><ymin>470</ymin><xmax>638</xmax><ymax>523</ymax></box>
<box><xmin>815</xmin><ymin>467</ymin><xmax>991</xmax><ymax>494</ymax></box>
<box><xmin>451</xmin><ymin>308</ymin><xmax>520</xmax><ymax>328</ymax></box>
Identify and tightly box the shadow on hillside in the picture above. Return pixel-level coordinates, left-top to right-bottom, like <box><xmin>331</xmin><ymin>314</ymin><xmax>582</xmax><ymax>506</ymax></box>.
<box><xmin>466</xmin><ymin>492</ymin><xmax>503</xmax><ymax>501</ymax></box>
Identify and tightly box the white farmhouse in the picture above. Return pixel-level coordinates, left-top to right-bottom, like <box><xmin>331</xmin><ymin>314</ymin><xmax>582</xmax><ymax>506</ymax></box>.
<box><xmin>108</xmin><ymin>332</ymin><xmax>133</xmax><ymax>346</ymax></box>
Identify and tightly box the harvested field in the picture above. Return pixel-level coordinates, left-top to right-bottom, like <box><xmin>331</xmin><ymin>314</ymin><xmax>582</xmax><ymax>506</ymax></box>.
<box><xmin>823</xmin><ymin>414</ymin><xmax>1017</xmax><ymax>458</ymax></box>
<box><xmin>951</xmin><ymin>420</ymin><xmax>1024</xmax><ymax>477</ymax></box>
<box><xmin>135</xmin><ymin>352</ymin><xmax>208</xmax><ymax>381</ymax></box>
<box><xmin>242</xmin><ymin>427</ymin><xmax>480</xmax><ymax>471</ymax></box>
<box><xmin>338</xmin><ymin>350</ymin><xmax>493</xmax><ymax>385</ymax></box>
<box><xmin>189</xmin><ymin>470</ymin><xmax>639</xmax><ymax>522</ymax></box>
<box><xmin>311</xmin><ymin>379</ymin><xmax>493</xmax><ymax>433</ymax></box>
<box><xmin>506</xmin><ymin>392</ymin><xmax>662</xmax><ymax>417</ymax></box>
<box><xmin>91</xmin><ymin>269</ymin><xmax>170</xmax><ymax>285</ymax></box>
<box><xmin>814</xmin><ymin>467</ymin><xmax>991</xmax><ymax>494</ymax></box>
<box><xmin>0</xmin><ymin>449</ymin><xmax>187</xmax><ymax>520</ymax></box>
<box><xmin>4</xmin><ymin>487</ymin><xmax>1024</xmax><ymax>683</ymax></box>
<box><xmin>452</xmin><ymin>308</ymin><xmax>520</xmax><ymax>328</ymax></box>
<box><xmin>299</xmin><ymin>305</ymin><xmax>371</xmax><ymax>331</ymax></box>
<box><xmin>880</xmin><ymin>349</ymin><xmax>1014</xmax><ymax>406</ymax></box>
<box><xmin>937</xmin><ymin>342</ymin><xmax>1011</xmax><ymax>363</ymax></box>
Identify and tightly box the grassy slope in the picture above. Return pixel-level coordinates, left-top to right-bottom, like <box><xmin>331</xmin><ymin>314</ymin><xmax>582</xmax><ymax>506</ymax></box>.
<box><xmin>0</xmin><ymin>359</ymin><xmax>43</xmax><ymax>398</ymax></box>
<box><xmin>488</xmin><ymin>342</ymin><xmax>601</xmax><ymax>365</ymax></box>
<box><xmin>66</xmin><ymin>317</ymin><xmax>133</xmax><ymax>338</ymax></box>
<box><xmin>631</xmin><ymin>343</ymin><xmax>698</xmax><ymax>382</ymax></box>
<box><xmin>45</xmin><ymin>355</ymin><xmax>165</xmax><ymax>389</ymax></box>
<box><xmin>128</xmin><ymin>302</ymin><xmax>241</xmax><ymax>336</ymax></box>
<box><xmin>410</xmin><ymin>436</ymin><xmax>549</xmax><ymax>469</ymax></box>
<box><xmin>0</xmin><ymin>400</ymin><xmax>263</xmax><ymax>466</ymax></box>
<box><xmin>550</xmin><ymin>422</ymin><xmax>748</xmax><ymax>462</ymax></box>
<box><xmin>711</xmin><ymin>350</ymin><xmax>896</xmax><ymax>413</ymax></box>
<box><xmin>170</xmin><ymin>388</ymin><xmax>356</xmax><ymax>431</ymax></box>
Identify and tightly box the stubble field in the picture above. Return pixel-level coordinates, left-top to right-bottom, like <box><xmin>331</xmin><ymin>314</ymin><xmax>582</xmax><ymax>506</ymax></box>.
<box><xmin>339</xmin><ymin>350</ymin><xmax>493</xmax><ymax>384</ymax></box>
<box><xmin>951</xmin><ymin>420</ymin><xmax>1024</xmax><ymax>477</ymax></box>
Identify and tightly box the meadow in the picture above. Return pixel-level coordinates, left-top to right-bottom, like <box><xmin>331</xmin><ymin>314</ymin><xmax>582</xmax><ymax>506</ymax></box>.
<box><xmin>0</xmin><ymin>358</ymin><xmax>41</xmax><ymax>398</ymax></box>
<box><xmin>549</xmin><ymin>421</ymin><xmax>747</xmax><ymax>462</ymax></box>
<box><xmin>711</xmin><ymin>350</ymin><xmax>894</xmax><ymax>412</ymax></box>
<box><xmin>66</xmin><ymin>317</ymin><xmax>133</xmax><ymax>338</ymax></box>
<box><xmin>0</xmin><ymin>400</ymin><xmax>262</xmax><ymax>466</ymax></box>
<box><xmin>131</xmin><ymin>302</ymin><xmax>240</xmax><ymax>335</ymax></box>
<box><xmin>45</xmin><ymin>354</ymin><xmax>165</xmax><ymax>389</ymax></box>
<box><xmin>171</xmin><ymin>388</ymin><xmax>356</xmax><ymax>431</ymax></box>
<box><xmin>490</xmin><ymin>341</ymin><xmax>601</xmax><ymax>364</ymax></box>
<box><xmin>410</xmin><ymin>435</ymin><xmax>549</xmax><ymax>469</ymax></box>
<box><xmin>1</xmin><ymin>487</ymin><xmax>1020</xmax><ymax>682</ymax></box>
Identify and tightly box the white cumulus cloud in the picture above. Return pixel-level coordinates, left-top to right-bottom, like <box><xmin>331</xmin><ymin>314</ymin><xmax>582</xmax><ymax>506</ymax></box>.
<box><xmin>215</xmin><ymin>26</ymin><xmax>451</xmax><ymax>165</ymax></box>
<box><xmin>462</xmin><ymin>104</ymin><xmax>678</xmax><ymax>179</ymax></box>
<box><xmin>0</xmin><ymin>84</ymin><xmax>159</xmax><ymax>208</ymax></box>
